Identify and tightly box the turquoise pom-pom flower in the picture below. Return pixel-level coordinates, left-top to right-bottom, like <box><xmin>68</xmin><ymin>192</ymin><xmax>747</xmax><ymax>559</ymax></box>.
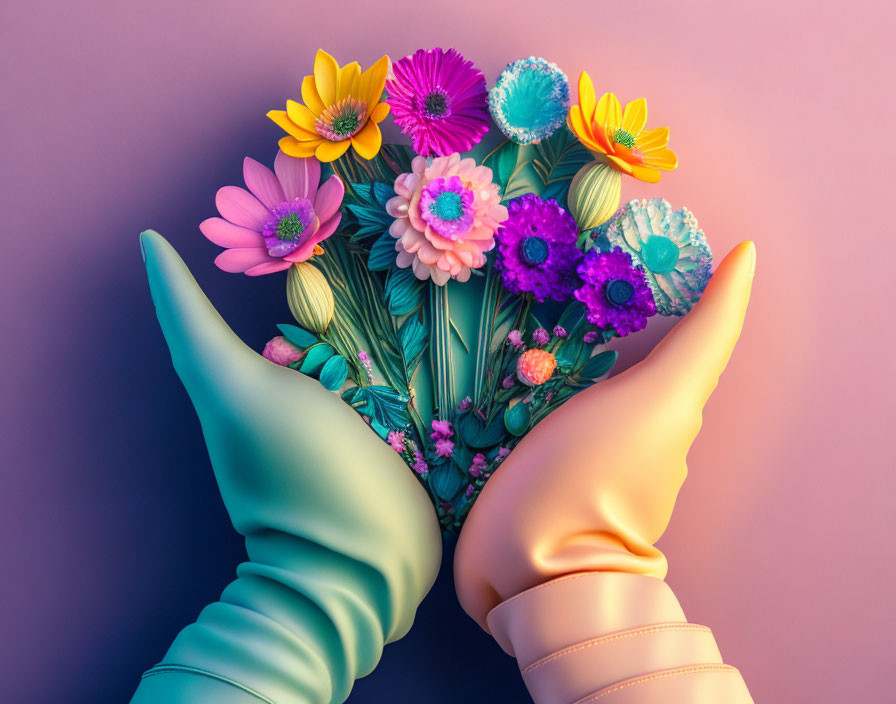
<box><xmin>488</xmin><ymin>57</ymin><xmax>570</xmax><ymax>145</ymax></box>
<box><xmin>605</xmin><ymin>198</ymin><xmax>713</xmax><ymax>316</ymax></box>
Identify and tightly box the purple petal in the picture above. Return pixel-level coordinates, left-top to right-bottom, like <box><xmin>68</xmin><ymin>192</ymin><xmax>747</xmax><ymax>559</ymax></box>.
<box><xmin>313</xmin><ymin>175</ymin><xmax>344</xmax><ymax>222</ymax></box>
<box><xmin>214</xmin><ymin>246</ymin><xmax>275</xmax><ymax>273</ymax></box>
<box><xmin>244</xmin><ymin>260</ymin><xmax>292</xmax><ymax>276</ymax></box>
<box><xmin>215</xmin><ymin>186</ymin><xmax>271</xmax><ymax>231</ymax></box>
<box><xmin>243</xmin><ymin>157</ymin><xmax>285</xmax><ymax>209</ymax></box>
<box><xmin>274</xmin><ymin>150</ymin><xmax>320</xmax><ymax>202</ymax></box>
<box><xmin>200</xmin><ymin>217</ymin><xmax>264</xmax><ymax>248</ymax></box>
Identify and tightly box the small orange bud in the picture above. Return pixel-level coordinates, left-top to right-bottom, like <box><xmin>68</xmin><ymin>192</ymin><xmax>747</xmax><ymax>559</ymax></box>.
<box><xmin>516</xmin><ymin>348</ymin><xmax>557</xmax><ymax>386</ymax></box>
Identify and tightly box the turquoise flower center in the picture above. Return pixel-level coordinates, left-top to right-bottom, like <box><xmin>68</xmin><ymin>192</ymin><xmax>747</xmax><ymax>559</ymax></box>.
<box><xmin>276</xmin><ymin>213</ymin><xmax>306</xmax><ymax>242</ymax></box>
<box><xmin>429</xmin><ymin>191</ymin><xmax>464</xmax><ymax>221</ymax></box>
<box><xmin>424</xmin><ymin>91</ymin><xmax>449</xmax><ymax>118</ymax></box>
<box><xmin>606</xmin><ymin>279</ymin><xmax>635</xmax><ymax>306</ymax></box>
<box><xmin>520</xmin><ymin>236</ymin><xmax>549</xmax><ymax>266</ymax></box>
<box><xmin>613</xmin><ymin>128</ymin><xmax>637</xmax><ymax>149</ymax></box>
<box><xmin>640</xmin><ymin>235</ymin><xmax>680</xmax><ymax>274</ymax></box>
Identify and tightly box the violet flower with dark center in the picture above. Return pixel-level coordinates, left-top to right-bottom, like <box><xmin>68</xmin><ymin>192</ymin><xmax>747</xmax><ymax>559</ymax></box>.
<box><xmin>495</xmin><ymin>194</ymin><xmax>582</xmax><ymax>302</ymax></box>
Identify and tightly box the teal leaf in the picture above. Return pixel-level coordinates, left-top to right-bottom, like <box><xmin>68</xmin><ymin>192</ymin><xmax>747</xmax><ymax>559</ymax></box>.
<box><xmin>276</xmin><ymin>323</ymin><xmax>317</xmax><ymax>349</ymax></box>
<box><xmin>385</xmin><ymin>267</ymin><xmax>425</xmax><ymax>315</ymax></box>
<box><xmin>579</xmin><ymin>350</ymin><xmax>618</xmax><ymax>379</ymax></box>
<box><xmin>503</xmin><ymin>402</ymin><xmax>531</xmax><ymax>436</ymax></box>
<box><xmin>399</xmin><ymin>316</ymin><xmax>428</xmax><ymax>365</ymax></box>
<box><xmin>342</xmin><ymin>385</ymin><xmax>411</xmax><ymax>439</ymax></box>
<box><xmin>299</xmin><ymin>343</ymin><xmax>335</xmax><ymax>376</ymax></box>
<box><xmin>428</xmin><ymin>462</ymin><xmax>465</xmax><ymax>501</ymax></box>
<box><xmin>531</xmin><ymin>125</ymin><xmax>592</xmax><ymax>192</ymax></box>
<box><xmin>368</xmin><ymin>232</ymin><xmax>397</xmax><ymax>271</ymax></box>
<box><xmin>342</xmin><ymin>180</ymin><xmax>396</xmax><ymax>241</ymax></box>
<box><xmin>319</xmin><ymin>355</ymin><xmax>349</xmax><ymax>391</ymax></box>
<box><xmin>484</xmin><ymin>140</ymin><xmax>521</xmax><ymax>192</ymax></box>
<box><xmin>456</xmin><ymin>412</ymin><xmax>507</xmax><ymax>449</ymax></box>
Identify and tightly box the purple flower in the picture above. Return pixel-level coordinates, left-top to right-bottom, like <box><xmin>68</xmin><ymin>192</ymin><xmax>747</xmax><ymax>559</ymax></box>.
<box><xmin>507</xmin><ymin>329</ymin><xmax>525</xmax><ymax>350</ymax></box>
<box><xmin>358</xmin><ymin>350</ymin><xmax>373</xmax><ymax>382</ymax></box>
<box><xmin>413</xmin><ymin>450</ymin><xmax>429</xmax><ymax>475</ymax></box>
<box><xmin>385</xmin><ymin>48</ymin><xmax>490</xmax><ymax>157</ymax></box>
<box><xmin>502</xmin><ymin>375</ymin><xmax>516</xmax><ymax>389</ymax></box>
<box><xmin>435</xmin><ymin>438</ymin><xmax>455</xmax><ymax>458</ymax></box>
<box><xmin>495</xmin><ymin>194</ymin><xmax>582</xmax><ymax>301</ymax></box>
<box><xmin>532</xmin><ymin>327</ymin><xmax>550</xmax><ymax>345</ymax></box>
<box><xmin>458</xmin><ymin>396</ymin><xmax>473</xmax><ymax>412</ymax></box>
<box><xmin>583</xmin><ymin>330</ymin><xmax>599</xmax><ymax>344</ymax></box>
<box><xmin>469</xmin><ymin>452</ymin><xmax>487</xmax><ymax>477</ymax></box>
<box><xmin>387</xmin><ymin>430</ymin><xmax>406</xmax><ymax>453</ymax></box>
<box><xmin>419</xmin><ymin>176</ymin><xmax>476</xmax><ymax>239</ymax></box>
<box><xmin>430</xmin><ymin>419</ymin><xmax>454</xmax><ymax>440</ymax></box>
<box><xmin>553</xmin><ymin>325</ymin><xmax>568</xmax><ymax>338</ymax></box>
<box><xmin>465</xmin><ymin>485</ymin><xmax>475</xmax><ymax>499</ymax></box>
<box><xmin>573</xmin><ymin>248</ymin><xmax>658</xmax><ymax>337</ymax></box>
<box><xmin>497</xmin><ymin>446</ymin><xmax>511</xmax><ymax>459</ymax></box>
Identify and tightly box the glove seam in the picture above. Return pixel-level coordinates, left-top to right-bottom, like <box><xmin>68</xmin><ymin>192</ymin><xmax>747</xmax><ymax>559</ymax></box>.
<box><xmin>521</xmin><ymin>622</ymin><xmax>711</xmax><ymax>674</ymax></box>
<box><xmin>141</xmin><ymin>664</ymin><xmax>275</xmax><ymax>703</ymax></box>
<box><xmin>572</xmin><ymin>663</ymin><xmax>741</xmax><ymax>703</ymax></box>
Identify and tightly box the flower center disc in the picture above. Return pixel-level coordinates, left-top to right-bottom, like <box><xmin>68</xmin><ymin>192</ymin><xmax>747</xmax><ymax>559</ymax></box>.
<box><xmin>277</xmin><ymin>213</ymin><xmax>306</xmax><ymax>241</ymax></box>
<box><xmin>613</xmin><ymin>128</ymin><xmax>637</xmax><ymax>149</ymax></box>
<box><xmin>640</xmin><ymin>235</ymin><xmax>680</xmax><ymax>274</ymax></box>
<box><xmin>424</xmin><ymin>91</ymin><xmax>449</xmax><ymax>118</ymax></box>
<box><xmin>606</xmin><ymin>278</ymin><xmax>635</xmax><ymax>306</ymax></box>
<box><xmin>520</xmin><ymin>236</ymin><xmax>549</xmax><ymax>265</ymax></box>
<box><xmin>315</xmin><ymin>97</ymin><xmax>367</xmax><ymax>141</ymax></box>
<box><xmin>429</xmin><ymin>191</ymin><xmax>464</xmax><ymax>221</ymax></box>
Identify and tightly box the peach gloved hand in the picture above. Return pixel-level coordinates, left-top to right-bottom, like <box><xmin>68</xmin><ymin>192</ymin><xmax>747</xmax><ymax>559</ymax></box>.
<box><xmin>455</xmin><ymin>242</ymin><xmax>757</xmax><ymax>703</ymax></box>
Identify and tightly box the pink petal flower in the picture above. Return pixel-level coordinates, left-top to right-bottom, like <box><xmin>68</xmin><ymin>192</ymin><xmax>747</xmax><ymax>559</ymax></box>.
<box><xmin>215</xmin><ymin>186</ymin><xmax>271</xmax><ymax>230</ymax></box>
<box><xmin>274</xmin><ymin>149</ymin><xmax>320</xmax><ymax>202</ymax></box>
<box><xmin>214</xmin><ymin>246</ymin><xmax>274</xmax><ymax>273</ymax></box>
<box><xmin>313</xmin><ymin>175</ymin><xmax>345</xmax><ymax>222</ymax></box>
<box><xmin>245</xmin><ymin>260</ymin><xmax>292</xmax><ymax>276</ymax></box>
<box><xmin>243</xmin><ymin>157</ymin><xmax>285</xmax><ymax>209</ymax></box>
<box><xmin>200</xmin><ymin>217</ymin><xmax>264</xmax><ymax>248</ymax></box>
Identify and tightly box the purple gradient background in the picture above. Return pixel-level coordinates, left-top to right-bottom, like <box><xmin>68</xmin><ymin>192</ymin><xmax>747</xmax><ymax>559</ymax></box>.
<box><xmin>1</xmin><ymin>1</ymin><xmax>893</xmax><ymax>702</ymax></box>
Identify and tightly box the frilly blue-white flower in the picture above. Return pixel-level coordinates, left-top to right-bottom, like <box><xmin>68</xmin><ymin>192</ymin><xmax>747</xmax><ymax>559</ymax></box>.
<box><xmin>605</xmin><ymin>198</ymin><xmax>712</xmax><ymax>316</ymax></box>
<box><xmin>488</xmin><ymin>57</ymin><xmax>569</xmax><ymax>145</ymax></box>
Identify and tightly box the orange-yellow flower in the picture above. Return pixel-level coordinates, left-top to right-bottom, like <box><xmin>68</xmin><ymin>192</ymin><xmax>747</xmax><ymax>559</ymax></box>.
<box><xmin>567</xmin><ymin>72</ymin><xmax>677</xmax><ymax>183</ymax></box>
<box><xmin>267</xmin><ymin>50</ymin><xmax>391</xmax><ymax>162</ymax></box>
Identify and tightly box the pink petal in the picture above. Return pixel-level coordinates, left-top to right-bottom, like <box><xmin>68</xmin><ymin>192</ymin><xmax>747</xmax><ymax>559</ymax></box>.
<box><xmin>214</xmin><ymin>246</ymin><xmax>275</xmax><ymax>273</ymax></box>
<box><xmin>313</xmin><ymin>175</ymin><xmax>344</xmax><ymax>222</ymax></box>
<box><xmin>215</xmin><ymin>186</ymin><xmax>271</xmax><ymax>231</ymax></box>
<box><xmin>245</xmin><ymin>261</ymin><xmax>292</xmax><ymax>276</ymax></box>
<box><xmin>274</xmin><ymin>150</ymin><xmax>320</xmax><ymax>202</ymax></box>
<box><xmin>314</xmin><ymin>213</ymin><xmax>341</xmax><ymax>242</ymax></box>
<box><xmin>200</xmin><ymin>217</ymin><xmax>264</xmax><ymax>248</ymax></box>
<box><xmin>243</xmin><ymin>157</ymin><xmax>285</xmax><ymax>209</ymax></box>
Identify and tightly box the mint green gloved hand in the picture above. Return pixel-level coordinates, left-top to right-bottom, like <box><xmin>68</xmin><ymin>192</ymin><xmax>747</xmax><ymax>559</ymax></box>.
<box><xmin>130</xmin><ymin>231</ymin><xmax>442</xmax><ymax>704</ymax></box>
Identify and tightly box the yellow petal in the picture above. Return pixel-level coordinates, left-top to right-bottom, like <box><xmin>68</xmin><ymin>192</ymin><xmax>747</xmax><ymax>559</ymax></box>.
<box><xmin>595</xmin><ymin>92</ymin><xmax>622</xmax><ymax>134</ymax></box>
<box><xmin>267</xmin><ymin>109</ymin><xmax>317</xmax><ymax>140</ymax></box>
<box><xmin>315</xmin><ymin>138</ymin><xmax>351</xmax><ymax>162</ymax></box>
<box><xmin>314</xmin><ymin>49</ymin><xmax>340</xmax><ymax>107</ymax></box>
<box><xmin>370</xmin><ymin>101</ymin><xmax>390</xmax><ymax>124</ymax></box>
<box><xmin>628</xmin><ymin>163</ymin><xmax>662</xmax><ymax>183</ymax></box>
<box><xmin>636</xmin><ymin>126</ymin><xmax>669</xmax><ymax>151</ymax></box>
<box><xmin>301</xmin><ymin>74</ymin><xmax>325</xmax><ymax>116</ymax></box>
<box><xmin>621</xmin><ymin>98</ymin><xmax>648</xmax><ymax>135</ymax></box>
<box><xmin>578</xmin><ymin>71</ymin><xmax>597</xmax><ymax>123</ymax></box>
<box><xmin>351</xmin><ymin>120</ymin><xmax>382</xmax><ymax>160</ymax></box>
<box><xmin>338</xmin><ymin>61</ymin><xmax>361</xmax><ymax>102</ymax></box>
<box><xmin>605</xmin><ymin>154</ymin><xmax>634</xmax><ymax>175</ymax></box>
<box><xmin>568</xmin><ymin>105</ymin><xmax>603</xmax><ymax>153</ymax></box>
<box><xmin>279</xmin><ymin>135</ymin><xmax>320</xmax><ymax>158</ymax></box>
<box><xmin>360</xmin><ymin>55</ymin><xmax>390</xmax><ymax>117</ymax></box>
<box><xmin>286</xmin><ymin>100</ymin><xmax>318</xmax><ymax>132</ymax></box>
<box><xmin>642</xmin><ymin>147</ymin><xmax>678</xmax><ymax>170</ymax></box>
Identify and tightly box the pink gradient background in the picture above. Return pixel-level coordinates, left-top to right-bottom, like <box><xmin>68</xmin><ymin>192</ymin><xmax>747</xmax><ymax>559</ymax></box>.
<box><xmin>1</xmin><ymin>1</ymin><xmax>892</xmax><ymax>702</ymax></box>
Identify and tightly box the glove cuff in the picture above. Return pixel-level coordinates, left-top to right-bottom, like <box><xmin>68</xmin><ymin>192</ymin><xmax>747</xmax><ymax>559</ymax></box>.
<box><xmin>487</xmin><ymin>572</ymin><xmax>753</xmax><ymax>704</ymax></box>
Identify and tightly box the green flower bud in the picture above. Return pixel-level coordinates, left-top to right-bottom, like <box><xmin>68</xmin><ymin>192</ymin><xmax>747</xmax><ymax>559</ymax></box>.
<box><xmin>567</xmin><ymin>160</ymin><xmax>622</xmax><ymax>231</ymax></box>
<box><xmin>287</xmin><ymin>262</ymin><xmax>334</xmax><ymax>334</ymax></box>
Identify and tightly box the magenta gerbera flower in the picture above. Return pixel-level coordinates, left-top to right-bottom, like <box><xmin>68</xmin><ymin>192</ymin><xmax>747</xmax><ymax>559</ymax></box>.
<box><xmin>200</xmin><ymin>150</ymin><xmax>344</xmax><ymax>276</ymax></box>
<box><xmin>386</xmin><ymin>48</ymin><xmax>490</xmax><ymax>157</ymax></box>
<box><xmin>495</xmin><ymin>194</ymin><xmax>583</xmax><ymax>301</ymax></box>
<box><xmin>573</xmin><ymin>248</ymin><xmax>658</xmax><ymax>337</ymax></box>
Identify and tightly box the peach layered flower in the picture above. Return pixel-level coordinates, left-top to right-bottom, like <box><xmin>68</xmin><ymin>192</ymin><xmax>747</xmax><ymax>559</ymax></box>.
<box><xmin>386</xmin><ymin>154</ymin><xmax>508</xmax><ymax>285</ymax></box>
<box><xmin>567</xmin><ymin>72</ymin><xmax>677</xmax><ymax>183</ymax></box>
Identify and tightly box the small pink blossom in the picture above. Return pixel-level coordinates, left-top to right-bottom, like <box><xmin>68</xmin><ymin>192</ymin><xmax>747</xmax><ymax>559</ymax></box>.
<box><xmin>583</xmin><ymin>330</ymin><xmax>599</xmax><ymax>344</ymax></box>
<box><xmin>430</xmin><ymin>419</ymin><xmax>454</xmax><ymax>440</ymax></box>
<box><xmin>532</xmin><ymin>327</ymin><xmax>550</xmax><ymax>345</ymax></box>
<box><xmin>387</xmin><ymin>430</ymin><xmax>406</xmax><ymax>453</ymax></box>
<box><xmin>435</xmin><ymin>438</ymin><xmax>455</xmax><ymax>457</ymax></box>
<box><xmin>553</xmin><ymin>326</ymin><xmax>568</xmax><ymax>338</ymax></box>
<box><xmin>412</xmin><ymin>450</ymin><xmax>429</xmax><ymax>475</ymax></box>
<box><xmin>502</xmin><ymin>375</ymin><xmax>516</xmax><ymax>389</ymax></box>
<box><xmin>465</xmin><ymin>485</ymin><xmax>475</xmax><ymax>498</ymax></box>
<box><xmin>459</xmin><ymin>396</ymin><xmax>473</xmax><ymax>411</ymax></box>
<box><xmin>507</xmin><ymin>329</ymin><xmax>524</xmax><ymax>350</ymax></box>
<box><xmin>497</xmin><ymin>446</ymin><xmax>511</xmax><ymax>459</ymax></box>
<box><xmin>262</xmin><ymin>336</ymin><xmax>303</xmax><ymax>366</ymax></box>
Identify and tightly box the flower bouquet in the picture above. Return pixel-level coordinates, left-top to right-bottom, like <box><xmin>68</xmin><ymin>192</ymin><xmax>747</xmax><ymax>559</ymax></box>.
<box><xmin>200</xmin><ymin>48</ymin><xmax>712</xmax><ymax>531</ymax></box>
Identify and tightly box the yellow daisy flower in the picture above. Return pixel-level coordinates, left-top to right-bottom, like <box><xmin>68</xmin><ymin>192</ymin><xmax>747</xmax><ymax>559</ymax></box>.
<box><xmin>267</xmin><ymin>50</ymin><xmax>391</xmax><ymax>162</ymax></box>
<box><xmin>567</xmin><ymin>71</ymin><xmax>677</xmax><ymax>183</ymax></box>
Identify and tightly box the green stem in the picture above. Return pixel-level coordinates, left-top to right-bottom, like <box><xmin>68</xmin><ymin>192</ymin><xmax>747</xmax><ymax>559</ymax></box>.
<box><xmin>429</xmin><ymin>283</ymin><xmax>456</xmax><ymax>419</ymax></box>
